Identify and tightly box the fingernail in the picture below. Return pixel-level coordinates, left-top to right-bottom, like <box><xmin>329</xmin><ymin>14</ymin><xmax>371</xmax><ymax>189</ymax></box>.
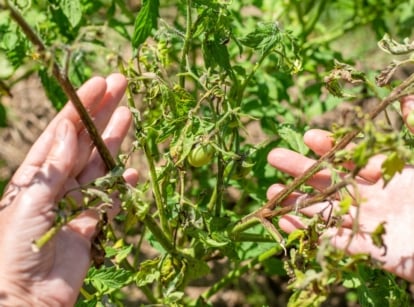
<box><xmin>56</xmin><ymin>120</ymin><xmax>69</xmax><ymax>141</ymax></box>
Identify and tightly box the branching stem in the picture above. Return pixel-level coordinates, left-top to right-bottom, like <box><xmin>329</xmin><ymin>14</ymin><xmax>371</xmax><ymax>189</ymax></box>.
<box><xmin>5</xmin><ymin>0</ymin><xmax>117</xmax><ymax>171</ymax></box>
<box><xmin>232</xmin><ymin>72</ymin><xmax>414</xmax><ymax>235</ymax></box>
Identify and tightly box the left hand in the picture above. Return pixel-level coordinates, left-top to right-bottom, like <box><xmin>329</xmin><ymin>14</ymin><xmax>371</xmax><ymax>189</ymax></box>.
<box><xmin>0</xmin><ymin>73</ymin><xmax>138</xmax><ymax>306</ymax></box>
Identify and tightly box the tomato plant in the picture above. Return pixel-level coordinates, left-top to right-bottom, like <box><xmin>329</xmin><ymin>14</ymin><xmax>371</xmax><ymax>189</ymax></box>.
<box><xmin>1</xmin><ymin>0</ymin><xmax>414</xmax><ymax>305</ymax></box>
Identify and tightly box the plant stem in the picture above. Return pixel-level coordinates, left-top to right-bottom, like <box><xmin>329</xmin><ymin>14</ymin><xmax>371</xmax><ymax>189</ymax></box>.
<box><xmin>143</xmin><ymin>142</ymin><xmax>170</xmax><ymax>237</ymax></box>
<box><xmin>139</xmin><ymin>285</ymin><xmax>158</xmax><ymax>304</ymax></box>
<box><xmin>142</xmin><ymin>214</ymin><xmax>174</xmax><ymax>254</ymax></box>
<box><xmin>231</xmin><ymin>232</ymin><xmax>274</xmax><ymax>242</ymax></box>
<box><xmin>5</xmin><ymin>0</ymin><xmax>117</xmax><ymax>172</ymax></box>
<box><xmin>215</xmin><ymin>152</ymin><xmax>224</xmax><ymax>216</ymax></box>
<box><xmin>235</xmin><ymin>49</ymin><xmax>271</xmax><ymax>106</ymax></box>
<box><xmin>301</xmin><ymin>0</ymin><xmax>326</xmax><ymax>40</ymax></box>
<box><xmin>179</xmin><ymin>0</ymin><xmax>192</xmax><ymax>88</ymax></box>
<box><xmin>79</xmin><ymin>287</ymin><xmax>93</xmax><ymax>301</ymax></box>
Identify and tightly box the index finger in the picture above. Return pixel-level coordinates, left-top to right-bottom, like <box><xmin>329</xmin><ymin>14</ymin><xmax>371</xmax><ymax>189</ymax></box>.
<box><xmin>20</xmin><ymin>76</ymin><xmax>108</xmax><ymax>168</ymax></box>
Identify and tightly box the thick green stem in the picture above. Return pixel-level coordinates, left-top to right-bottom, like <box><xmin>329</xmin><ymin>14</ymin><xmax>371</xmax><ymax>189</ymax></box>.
<box><xmin>301</xmin><ymin>0</ymin><xmax>326</xmax><ymax>40</ymax></box>
<box><xmin>142</xmin><ymin>214</ymin><xmax>174</xmax><ymax>254</ymax></box>
<box><xmin>214</xmin><ymin>153</ymin><xmax>224</xmax><ymax>217</ymax></box>
<box><xmin>235</xmin><ymin>49</ymin><xmax>271</xmax><ymax>106</ymax></box>
<box><xmin>143</xmin><ymin>142</ymin><xmax>170</xmax><ymax>237</ymax></box>
<box><xmin>179</xmin><ymin>0</ymin><xmax>192</xmax><ymax>87</ymax></box>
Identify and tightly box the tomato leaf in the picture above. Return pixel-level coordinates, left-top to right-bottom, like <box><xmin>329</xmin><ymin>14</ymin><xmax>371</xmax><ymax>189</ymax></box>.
<box><xmin>60</xmin><ymin>0</ymin><xmax>82</xmax><ymax>28</ymax></box>
<box><xmin>278</xmin><ymin>124</ymin><xmax>309</xmax><ymax>155</ymax></box>
<box><xmin>132</xmin><ymin>0</ymin><xmax>159</xmax><ymax>49</ymax></box>
<box><xmin>38</xmin><ymin>68</ymin><xmax>67</xmax><ymax>111</ymax></box>
<box><xmin>135</xmin><ymin>258</ymin><xmax>161</xmax><ymax>287</ymax></box>
<box><xmin>381</xmin><ymin>151</ymin><xmax>404</xmax><ymax>185</ymax></box>
<box><xmin>85</xmin><ymin>266</ymin><xmax>132</xmax><ymax>295</ymax></box>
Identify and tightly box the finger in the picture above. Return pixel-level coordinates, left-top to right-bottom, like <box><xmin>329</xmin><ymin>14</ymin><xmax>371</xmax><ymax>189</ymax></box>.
<box><xmin>66</xmin><ymin>168</ymin><xmax>138</xmax><ymax>241</ymax></box>
<box><xmin>77</xmin><ymin>106</ymin><xmax>132</xmax><ymax>184</ymax></box>
<box><xmin>51</xmin><ymin>77</ymin><xmax>108</xmax><ymax>129</ymax></box>
<box><xmin>266</xmin><ymin>183</ymin><xmax>303</xmax><ymax>205</ymax></box>
<box><xmin>302</xmin><ymin>129</ymin><xmax>334</xmax><ymax>157</ymax></box>
<box><xmin>19</xmin><ymin>77</ymin><xmax>108</xmax><ymax>169</ymax></box>
<box><xmin>10</xmin><ymin>120</ymin><xmax>78</xmax><ymax>217</ymax></box>
<box><xmin>304</xmin><ymin>129</ymin><xmax>384</xmax><ymax>183</ymax></box>
<box><xmin>279</xmin><ymin>215</ymin><xmax>306</xmax><ymax>233</ymax></box>
<box><xmin>267</xmin><ymin>148</ymin><xmax>332</xmax><ymax>190</ymax></box>
<box><xmin>267</xmin><ymin>183</ymin><xmax>341</xmax><ymax>220</ymax></box>
<box><xmin>400</xmin><ymin>95</ymin><xmax>414</xmax><ymax>134</ymax></box>
<box><xmin>71</xmin><ymin>74</ymin><xmax>128</xmax><ymax>176</ymax></box>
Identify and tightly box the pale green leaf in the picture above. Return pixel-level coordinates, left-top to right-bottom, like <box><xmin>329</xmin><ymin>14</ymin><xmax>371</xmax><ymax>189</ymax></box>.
<box><xmin>85</xmin><ymin>267</ymin><xmax>131</xmax><ymax>294</ymax></box>
<box><xmin>135</xmin><ymin>258</ymin><xmax>161</xmax><ymax>286</ymax></box>
<box><xmin>381</xmin><ymin>151</ymin><xmax>405</xmax><ymax>184</ymax></box>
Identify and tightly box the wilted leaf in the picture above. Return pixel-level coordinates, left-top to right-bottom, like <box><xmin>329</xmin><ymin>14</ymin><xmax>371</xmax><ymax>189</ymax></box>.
<box><xmin>378</xmin><ymin>33</ymin><xmax>414</xmax><ymax>55</ymax></box>
<box><xmin>375</xmin><ymin>61</ymin><xmax>398</xmax><ymax>87</ymax></box>
<box><xmin>324</xmin><ymin>60</ymin><xmax>366</xmax><ymax>98</ymax></box>
<box><xmin>371</xmin><ymin>221</ymin><xmax>386</xmax><ymax>250</ymax></box>
<box><xmin>337</xmin><ymin>195</ymin><xmax>353</xmax><ymax>215</ymax></box>
<box><xmin>105</xmin><ymin>244</ymin><xmax>133</xmax><ymax>264</ymax></box>
<box><xmin>136</xmin><ymin>258</ymin><xmax>161</xmax><ymax>286</ymax></box>
<box><xmin>381</xmin><ymin>151</ymin><xmax>404</xmax><ymax>185</ymax></box>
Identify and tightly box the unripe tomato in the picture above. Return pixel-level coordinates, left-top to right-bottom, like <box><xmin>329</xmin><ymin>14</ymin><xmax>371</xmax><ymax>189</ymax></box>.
<box><xmin>407</xmin><ymin>110</ymin><xmax>414</xmax><ymax>127</ymax></box>
<box><xmin>187</xmin><ymin>144</ymin><xmax>214</xmax><ymax>167</ymax></box>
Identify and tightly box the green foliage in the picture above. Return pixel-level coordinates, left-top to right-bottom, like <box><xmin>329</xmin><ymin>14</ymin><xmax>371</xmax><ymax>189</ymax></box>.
<box><xmin>132</xmin><ymin>0</ymin><xmax>159</xmax><ymax>49</ymax></box>
<box><xmin>2</xmin><ymin>0</ymin><xmax>414</xmax><ymax>305</ymax></box>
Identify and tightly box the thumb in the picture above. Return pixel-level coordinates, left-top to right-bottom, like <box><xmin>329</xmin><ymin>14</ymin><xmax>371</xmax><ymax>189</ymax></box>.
<box><xmin>400</xmin><ymin>95</ymin><xmax>414</xmax><ymax>134</ymax></box>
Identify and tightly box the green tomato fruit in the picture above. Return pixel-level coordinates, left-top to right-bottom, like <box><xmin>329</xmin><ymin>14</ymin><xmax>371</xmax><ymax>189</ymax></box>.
<box><xmin>407</xmin><ymin>111</ymin><xmax>414</xmax><ymax>127</ymax></box>
<box><xmin>187</xmin><ymin>144</ymin><xmax>214</xmax><ymax>167</ymax></box>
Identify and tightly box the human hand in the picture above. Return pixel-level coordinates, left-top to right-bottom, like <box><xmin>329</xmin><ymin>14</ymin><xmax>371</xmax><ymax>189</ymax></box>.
<box><xmin>267</xmin><ymin>96</ymin><xmax>414</xmax><ymax>282</ymax></box>
<box><xmin>0</xmin><ymin>74</ymin><xmax>138</xmax><ymax>306</ymax></box>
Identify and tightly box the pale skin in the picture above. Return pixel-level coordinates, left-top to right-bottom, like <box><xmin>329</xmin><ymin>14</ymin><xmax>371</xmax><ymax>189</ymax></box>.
<box><xmin>0</xmin><ymin>73</ymin><xmax>138</xmax><ymax>306</ymax></box>
<box><xmin>267</xmin><ymin>96</ymin><xmax>414</xmax><ymax>283</ymax></box>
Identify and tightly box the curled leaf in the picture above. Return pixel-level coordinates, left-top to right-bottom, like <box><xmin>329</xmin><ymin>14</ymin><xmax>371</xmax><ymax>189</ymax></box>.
<box><xmin>381</xmin><ymin>151</ymin><xmax>404</xmax><ymax>185</ymax></box>
<box><xmin>324</xmin><ymin>60</ymin><xmax>366</xmax><ymax>98</ymax></box>
<box><xmin>371</xmin><ymin>221</ymin><xmax>387</xmax><ymax>255</ymax></box>
<box><xmin>378</xmin><ymin>34</ymin><xmax>414</xmax><ymax>55</ymax></box>
<box><xmin>375</xmin><ymin>61</ymin><xmax>398</xmax><ymax>87</ymax></box>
